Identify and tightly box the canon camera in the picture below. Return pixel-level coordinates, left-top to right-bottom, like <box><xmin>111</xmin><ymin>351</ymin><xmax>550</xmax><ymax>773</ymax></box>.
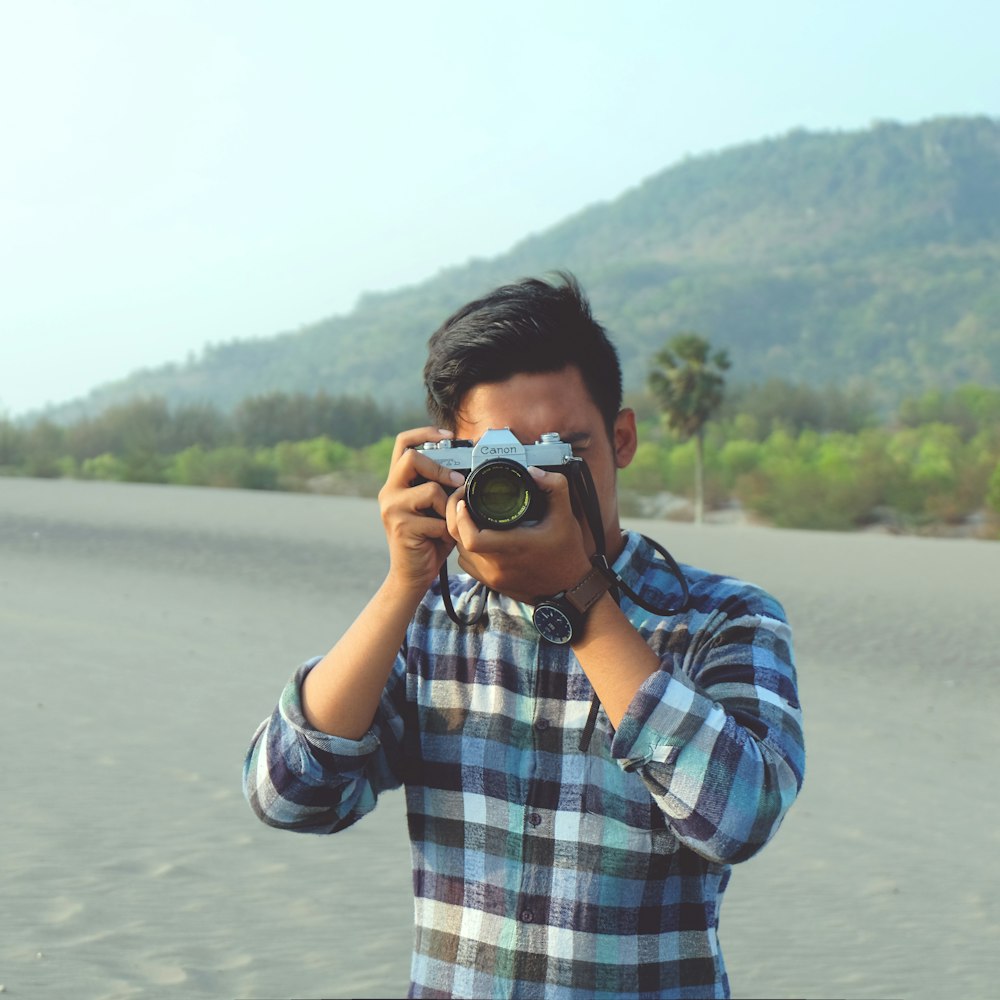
<box><xmin>414</xmin><ymin>427</ymin><xmax>577</xmax><ymax>529</ymax></box>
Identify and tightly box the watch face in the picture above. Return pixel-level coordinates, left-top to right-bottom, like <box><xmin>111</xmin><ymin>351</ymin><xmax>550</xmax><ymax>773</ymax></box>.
<box><xmin>533</xmin><ymin>603</ymin><xmax>574</xmax><ymax>644</ymax></box>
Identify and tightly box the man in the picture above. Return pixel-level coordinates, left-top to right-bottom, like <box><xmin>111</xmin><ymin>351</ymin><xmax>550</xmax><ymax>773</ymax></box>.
<box><xmin>244</xmin><ymin>273</ymin><xmax>805</xmax><ymax>999</ymax></box>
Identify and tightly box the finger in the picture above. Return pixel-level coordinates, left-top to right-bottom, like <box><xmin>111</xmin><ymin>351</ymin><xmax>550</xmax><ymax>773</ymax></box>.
<box><xmin>413</xmin><ymin>513</ymin><xmax>455</xmax><ymax>543</ymax></box>
<box><xmin>445</xmin><ymin>488</ymin><xmax>472</xmax><ymax>541</ymax></box>
<box><xmin>446</xmin><ymin>494</ymin><xmax>484</xmax><ymax>553</ymax></box>
<box><xmin>454</xmin><ymin>547</ymin><xmax>481</xmax><ymax>583</ymax></box>
<box><xmin>407</xmin><ymin>448</ymin><xmax>467</xmax><ymax>490</ymax></box>
<box><xmin>527</xmin><ymin>466</ymin><xmax>574</xmax><ymax>515</ymax></box>
<box><xmin>390</xmin><ymin>426</ymin><xmax>454</xmax><ymax>466</ymax></box>
<box><xmin>383</xmin><ymin>491</ymin><xmax>455</xmax><ymax>547</ymax></box>
<box><xmin>381</xmin><ymin>478</ymin><xmax>452</xmax><ymax>530</ymax></box>
<box><xmin>527</xmin><ymin>464</ymin><xmax>567</xmax><ymax>492</ymax></box>
<box><xmin>396</xmin><ymin>479</ymin><xmax>451</xmax><ymax>519</ymax></box>
<box><xmin>450</xmin><ymin>498</ymin><xmax>514</xmax><ymax>555</ymax></box>
<box><xmin>384</xmin><ymin>448</ymin><xmax>465</xmax><ymax>498</ymax></box>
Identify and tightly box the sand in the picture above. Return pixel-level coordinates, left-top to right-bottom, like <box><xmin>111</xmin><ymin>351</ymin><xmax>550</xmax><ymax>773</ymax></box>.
<box><xmin>2</xmin><ymin>476</ymin><xmax>998</xmax><ymax>1000</ymax></box>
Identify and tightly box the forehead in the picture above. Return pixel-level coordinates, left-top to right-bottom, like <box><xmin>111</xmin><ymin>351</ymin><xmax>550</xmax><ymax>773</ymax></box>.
<box><xmin>455</xmin><ymin>366</ymin><xmax>603</xmax><ymax>439</ymax></box>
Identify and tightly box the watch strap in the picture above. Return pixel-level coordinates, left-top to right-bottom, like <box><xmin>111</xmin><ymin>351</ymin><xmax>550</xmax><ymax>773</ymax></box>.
<box><xmin>563</xmin><ymin>565</ymin><xmax>611</xmax><ymax>616</ymax></box>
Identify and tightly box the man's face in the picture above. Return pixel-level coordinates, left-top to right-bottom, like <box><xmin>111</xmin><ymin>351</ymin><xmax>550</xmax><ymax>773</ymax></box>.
<box><xmin>453</xmin><ymin>365</ymin><xmax>637</xmax><ymax>560</ymax></box>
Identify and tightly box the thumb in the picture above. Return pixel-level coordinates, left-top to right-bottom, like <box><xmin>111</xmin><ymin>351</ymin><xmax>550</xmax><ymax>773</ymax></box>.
<box><xmin>528</xmin><ymin>465</ymin><xmax>570</xmax><ymax>504</ymax></box>
<box><xmin>527</xmin><ymin>464</ymin><xmax>554</xmax><ymax>488</ymax></box>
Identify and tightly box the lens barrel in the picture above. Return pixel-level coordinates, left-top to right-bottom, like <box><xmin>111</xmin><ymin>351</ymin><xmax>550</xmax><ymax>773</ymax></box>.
<box><xmin>465</xmin><ymin>459</ymin><xmax>536</xmax><ymax>529</ymax></box>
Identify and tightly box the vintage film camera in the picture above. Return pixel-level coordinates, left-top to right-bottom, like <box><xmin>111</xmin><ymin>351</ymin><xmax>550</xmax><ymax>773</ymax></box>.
<box><xmin>414</xmin><ymin>427</ymin><xmax>579</xmax><ymax>529</ymax></box>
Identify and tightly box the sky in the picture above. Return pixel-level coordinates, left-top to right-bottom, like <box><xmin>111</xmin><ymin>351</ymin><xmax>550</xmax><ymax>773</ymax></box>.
<box><xmin>1</xmin><ymin>0</ymin><xmax>998</xmax><ymax>417</ymax></box>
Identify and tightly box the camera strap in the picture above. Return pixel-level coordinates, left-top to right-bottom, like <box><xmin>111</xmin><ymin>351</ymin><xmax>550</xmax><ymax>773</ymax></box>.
<box><xmin>570</xmin><ymin>458</ymin><xmax>691</xmax><ymax>615</ymax></box>
<box><xmin>438</xmin><ymin>563</ymin><xmax>489</xmax><ymax>627</ymax></box>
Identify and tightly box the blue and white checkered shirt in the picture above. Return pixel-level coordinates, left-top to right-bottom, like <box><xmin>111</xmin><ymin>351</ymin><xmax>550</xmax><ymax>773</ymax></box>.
<box><xmin>244</xmin><ymin>530</ymin><xmax>805</xmax><ymax>999</ymax></box>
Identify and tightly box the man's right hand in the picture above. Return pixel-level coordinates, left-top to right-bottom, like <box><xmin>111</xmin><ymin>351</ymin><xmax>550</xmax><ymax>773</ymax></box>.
<box><xmin>377</xmin><ymin>427</ymin><xmax>466</xmax><ymax>595</ymax></box>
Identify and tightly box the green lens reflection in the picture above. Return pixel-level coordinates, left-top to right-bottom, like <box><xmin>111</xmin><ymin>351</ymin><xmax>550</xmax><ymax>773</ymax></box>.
<box><xmin>469</xmin><ymin>462</ymin><xmax>531</xmax><ymax>525</ymax></box>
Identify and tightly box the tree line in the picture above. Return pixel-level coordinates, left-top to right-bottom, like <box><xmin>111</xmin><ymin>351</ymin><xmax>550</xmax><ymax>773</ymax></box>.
<box><xmin>627</xmin><ymin>372</ymin><xmax>1000</xmax><ymax>535</ymax></box>
<box><xmin>0</xmin><ymin>392</ymin><xmax>423</xmax><ymax>491</ymax></box>
<box><xmin>2</xmin><ymin>382</ymin><xmax>999</xmax><ymax>537</ymax></box>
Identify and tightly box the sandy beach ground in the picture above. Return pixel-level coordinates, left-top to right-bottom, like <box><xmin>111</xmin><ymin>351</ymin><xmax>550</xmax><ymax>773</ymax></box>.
<box><xmin>2</xmin><ymin>477</ymin><xmax>998</xmax><ymax>1000</ymax></box>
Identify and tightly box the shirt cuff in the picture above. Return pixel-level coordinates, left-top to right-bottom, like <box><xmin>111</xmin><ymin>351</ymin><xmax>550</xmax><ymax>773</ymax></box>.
<box><xmin>610</xmin><ymin>663</ymin><xmax>721</xmax><ymax>771</ymax></box>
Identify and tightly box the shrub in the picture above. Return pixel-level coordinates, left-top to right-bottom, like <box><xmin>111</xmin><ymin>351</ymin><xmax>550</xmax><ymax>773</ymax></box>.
<box><xmin>80</xmin><ymin>453</ymin><xmax>129</xmax><ymax>481</ymax></box>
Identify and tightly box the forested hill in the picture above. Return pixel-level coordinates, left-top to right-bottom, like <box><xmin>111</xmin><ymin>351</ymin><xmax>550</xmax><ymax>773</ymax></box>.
<box><xmin>57</xmin><ymin>115</ymin><xmax>1000</xmax><ymax>418</ymax></box>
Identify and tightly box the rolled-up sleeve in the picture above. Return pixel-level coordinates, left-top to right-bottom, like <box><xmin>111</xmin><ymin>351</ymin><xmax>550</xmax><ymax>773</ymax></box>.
<box><xmin>243</xmin><ymin>654</ymin><xmax>407</xmax><ymax>834</ymax></box>
<box><xmin>611</xmin><ymin>594</ymin><xmax>805</xmax><ymax>866</ymax></box>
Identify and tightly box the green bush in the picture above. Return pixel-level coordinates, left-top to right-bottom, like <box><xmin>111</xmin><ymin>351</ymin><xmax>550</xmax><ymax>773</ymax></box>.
<box><xmin>718</xmin><ymin>439</ymin><xmax>762</xmax><ymax>489</ymax></box>
<box><xmin>166</xmin><ymin>445</ymin><xmax>277</xmax><ymax>490</ymax></box>
<box><xmin>357</xmin><ymin>436</ymin><xmax>395</xmax><ymax>477</ymax></box>
<box><xmin>80</xmin><ymin>453</ymin><xmax>129</xmax><ymax>481</ymax></box>
<box><xmin>735</xmin><ymin>429</ymin><xmax>885</xmax><ymax>530</ymax></box>
<box><xmin>619</xmin><ymin>441</ymin><xmax>670</xmax><ymax>494</ymax></box>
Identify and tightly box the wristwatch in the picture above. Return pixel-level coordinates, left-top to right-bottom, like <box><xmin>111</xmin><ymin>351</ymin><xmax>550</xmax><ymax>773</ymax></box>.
<box><xmin>532</xmin><ymin>565</ymin><xmax>611</xmax><ymax>644</ymax></box>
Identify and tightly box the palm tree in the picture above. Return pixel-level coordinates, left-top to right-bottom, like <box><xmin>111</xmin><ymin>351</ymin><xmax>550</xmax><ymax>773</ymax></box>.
<box><xmin>648</xmin><ymin>333</ymin><xmax>731</xmax><ymax>524</ymax></box>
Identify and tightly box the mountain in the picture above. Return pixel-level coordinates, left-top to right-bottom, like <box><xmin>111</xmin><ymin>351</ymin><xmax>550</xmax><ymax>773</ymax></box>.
<box><xmin>54</xmin><ymin>115</ymin><xmax>1000</xmax><ymax>419</ymax></box>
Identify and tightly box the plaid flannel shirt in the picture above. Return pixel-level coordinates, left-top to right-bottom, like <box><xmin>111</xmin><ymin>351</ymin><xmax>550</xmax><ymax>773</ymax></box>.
<box><xmin>244</xmin><ymin>531</ymin><xmax>805</xmax><ymax>999</ymax></box>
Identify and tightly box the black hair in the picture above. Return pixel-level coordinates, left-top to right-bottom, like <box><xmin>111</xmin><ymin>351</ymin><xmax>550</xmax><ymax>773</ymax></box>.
<box><xmin>423</xmin><ymin>272</ymin><xmax>623</xmax><ymax>436</ymax></box>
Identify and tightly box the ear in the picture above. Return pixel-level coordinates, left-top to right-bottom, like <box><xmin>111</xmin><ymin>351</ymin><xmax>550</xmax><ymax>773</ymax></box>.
<box><xmin>612</xmin><ymin>408</ymin><xmax>638</xmax><ymax>470</ymax></box>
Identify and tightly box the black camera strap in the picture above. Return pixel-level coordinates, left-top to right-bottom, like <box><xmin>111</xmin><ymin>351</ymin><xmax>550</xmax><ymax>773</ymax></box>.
<box><xmin>570</xmin><ymin>458</ymin><xmax>690</xmax><ymax>614</ymax></box>
<box><xmin>438</xmin><ymin>563</ymin><xmax>489</xmax><ymax>627</ymax></box>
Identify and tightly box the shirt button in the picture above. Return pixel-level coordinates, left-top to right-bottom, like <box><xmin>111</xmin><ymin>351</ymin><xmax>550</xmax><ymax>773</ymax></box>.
<box><xmin>520</xmin><ymin>909</ymin><xmax>534</xmax><ymax>923</ymax></box>
<box><xmin>534</xmin><ymin>718</ymin><xmax>549</xmax><ymax>731</ymax></box>
<box><xmin>528</xmin><ymin>813</ymin><xmax>542</xmax><ymax>827</ymax></box>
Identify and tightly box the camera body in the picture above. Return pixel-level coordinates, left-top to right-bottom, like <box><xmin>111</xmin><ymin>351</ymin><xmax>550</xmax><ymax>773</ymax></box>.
<box><xmin>414</xmin><ymin>427</ymin><xmax>577</xmax><ymax>529</ymax></box>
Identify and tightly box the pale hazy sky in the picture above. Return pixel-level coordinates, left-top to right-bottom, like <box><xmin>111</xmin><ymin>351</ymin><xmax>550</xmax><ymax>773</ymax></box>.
<box><xmin>2</xmin><ymin>0</ymin><xmax>997</xmax><ymax>416</ymax></box>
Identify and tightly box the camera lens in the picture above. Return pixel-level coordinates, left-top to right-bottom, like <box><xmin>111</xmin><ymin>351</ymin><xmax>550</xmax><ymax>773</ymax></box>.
<box><xmin>466</xmin><ymin>460</ymin><xmax>534</xmax><ymax>529</ymax></box>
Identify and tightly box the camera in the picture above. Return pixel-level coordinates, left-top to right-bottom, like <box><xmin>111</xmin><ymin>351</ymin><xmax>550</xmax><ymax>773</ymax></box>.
<box><xmin>414</xmin><ymin>428</ymin><xmax>577</xmax><ymax>529</ymax></box>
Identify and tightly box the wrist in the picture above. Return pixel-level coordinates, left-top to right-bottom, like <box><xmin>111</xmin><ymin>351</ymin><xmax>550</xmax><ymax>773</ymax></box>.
<box><xmin>380</xmin><ymin>570</ymin><xmax>433</xmax><ymax>608</ymax></box>
<box><xmin>531</xmin><ymin>563</ymin><xmax>613</xmax><ymax>645</ymax></box>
